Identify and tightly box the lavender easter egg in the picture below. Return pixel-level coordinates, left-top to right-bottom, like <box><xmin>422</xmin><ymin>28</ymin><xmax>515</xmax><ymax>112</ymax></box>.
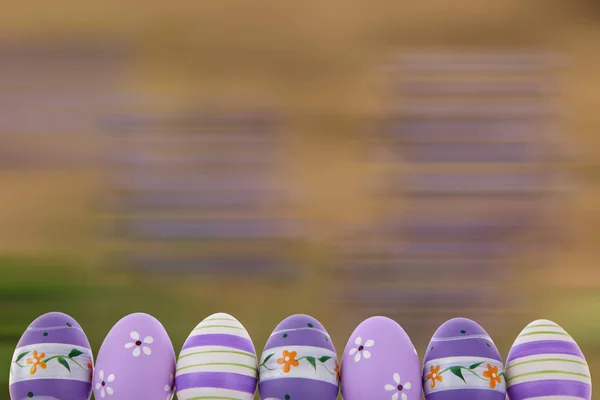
<box><xmin>175</xmin><ymin>312</ymin><xmax>258</xmax><ymax>399</ymax></box>
<box><xmin>505</xmin><ymin>319</ymin><xmax>591</xmax><ymax>399</ymax></box>
<box><xmin>258</xmin><ymin>314</ymin><xmax>339</xmax><ymax>400</ymax></box>
<box><xmin>9</xmin><ymin>312</ymin><xmax>94</xmax><ymax>400</ymax></box>
<box><xmin>93</xmin><ymin>313</ymin><xmax>176</xmax><ymax>400</ymax></box>
<box><xmin>422</xmin><ymin>318</ymin><xmax>506</xmax><ymax>400</ymax></box>
<box><xmin>340</xmin><ymin>316</ymin><xmax>421</xmax><ymax>400</ymax></box>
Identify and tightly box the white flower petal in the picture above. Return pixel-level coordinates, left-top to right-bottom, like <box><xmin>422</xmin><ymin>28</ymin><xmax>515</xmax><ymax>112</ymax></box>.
<box><xmin>404</xmin><ymin>382</ymin><xmax>411</xmax><ymax>390</ymax></box>
<box><xmin>133</xmin><ymin>347</ymin><xmax>141</xmax><ymax>357</ymax></box>
<box><xmin>99</xmin><ymin>370</ymin><xmax>104</xmax><ymax>380</ymax></box>
<box><xmin>144</xmin><ymin>336</ymin><xmax>154</xmax><ymax>344</ymax></box>
<box><xmin>349</xmin><ymin>348</ymin><xmax>357</xmax><ymax>356</ymax></box>
<box><xmin>130</xmin><ymin>331</ymin><xmax>140</xmax><ymax>340</ymax></box>
<box><xmin>96</xmin><ymin>383</ymin><xmax>101</xmax><ymax>390</ymax></box>
<box><xmin>107</xmin><ymin>374</ymin><xmax>115</xmax><ymax>383</ymax></box>
<box><xmin>393</xmin><ymin>373</ymin><xmax>400</xmax><ymax>384</ymax></box>
<box><xmin>363</xmin><ymin>350</ymin><xmax>371</xmax><ymax>359</ymax></box>
<box><xmin>101</xmin><ymin>388</ymin><xmax>106</xmax><ymax>398</ymax></box>
<box><xmin>106</xmin><ymin>387</ymin><xmax>114</xmax><ymax>395</ymax></box>
<box><xmin>125</xmin><ymin>342</ymin><xmax>134</xmax><ymax>349</ymax></box>
<box><xmin>143</xmin><ymin>346</ymin><xmax>152</xmax><ymax>356</ymax></box>
<box><xmin>354</xmin><ymin>352</ymin><xmax>361</xmax><ymax>362</ymax></box>
<box><xmin>354</xmin><ymin>336</ymin><xmax>362</xmax><ymax>345</ymax></box>
<box><xmin>166</xmin><ymin>395</ymin><xmax>172</xmax><ymax>400</ymax></box>
<box><xmin>401</xmin><ymin>393</ymin><xmax>407</xmax><ymax>400</ymax></box>
<box><xmin>384</xmin><ymin>384</ymin><xmax>395</xmax><ymax>391</ymax></box>
<box><xmin>392</xmin><ymin>393</ymin><xmax>398</xmax><ymax>400</ymax></box>
<box><xmin>164</xmin><ymin>385</ymin><xmax>170</xmax><ymax>391</ymax></box>
<box><xmin>365</xmin><ymin>339</ymin><xmax>375</xmax><ymax>347</ymax></box>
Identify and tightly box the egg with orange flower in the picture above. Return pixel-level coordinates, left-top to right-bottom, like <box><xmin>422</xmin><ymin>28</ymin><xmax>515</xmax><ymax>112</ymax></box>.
<box><xmin>258</xmin><ymin>314</ymin><xmax>339</xmax><ymax>400</ymax></box>
<box><xmin>9</xmin><ymin>312</ymin><xmax>94</xmax><ymax>400</ymax></box>
<box><xmin>423</xmin><ymin>317</ymin><xmax>506</xmax><ymax>400</ymax></box>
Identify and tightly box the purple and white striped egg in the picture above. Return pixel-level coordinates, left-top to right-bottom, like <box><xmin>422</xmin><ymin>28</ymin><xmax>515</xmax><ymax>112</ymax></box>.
<box><xmin>340</xmin><ymin>316</ymin><xmax>421</xmax><ymax>400</ymax></box>
<box><xmin>175</xmin><ymin>313</ymin><xmax>258</xmax><ymax>400</ymax></box>
<box><xmin>505</xmin><ymin>319</ymin><xmax>591</xmax><ymax>400</ymax></box>
<box><xmin>93</xmin><ymin>313</ymin><xmax>176</xmax><ymax>400</ymax></box>
<box><xmin>423</xmin><ymin>317</ymin><xmax>506</xmax><ymax>400</ymax></box>
<box><xmin>9</xmin><ymin>312</ymin><xmax>94</xmax><ymax>400</ymax></box>
<box><xmin>258</xmin><ymin>314</ymin><xmax>339</xmax><ymax>400</ymax></box>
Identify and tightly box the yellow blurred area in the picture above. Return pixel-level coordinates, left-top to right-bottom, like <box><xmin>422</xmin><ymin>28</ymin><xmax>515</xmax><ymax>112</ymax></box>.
<box><xmin>1</xmin><ymin>1</ymin><xmax>600</xmax><ymax>399</ymax></box>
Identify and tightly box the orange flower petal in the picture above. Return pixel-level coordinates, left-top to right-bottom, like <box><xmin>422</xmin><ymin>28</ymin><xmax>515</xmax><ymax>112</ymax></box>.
<box><xmin>39</xmin><ymin>362</ymin><xmax>47</xmax><ymax>369</ymax></box>
<box><xmin>26</xmin><ymin>358</ymin><xmax>33</xmax><ymax>365</ymax></box>
<box><xmin>32</xmin><ymin>351</ymin><xmax>38</xmax><ymax>358</ymax></box>
<box><xmin>38</xmin><ymin>353</ymin><xmax>45</xmax><ymax>359</ymax></box>
<box><xmin>29</xmin><ymin>365</ymin><xmax>36</xmax><ymax>375</ymax></box>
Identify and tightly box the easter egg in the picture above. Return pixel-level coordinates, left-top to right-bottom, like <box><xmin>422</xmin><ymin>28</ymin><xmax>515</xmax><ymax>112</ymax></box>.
<box><xmin>175</xmin><ymin>312</ymin><xmax>258</xmax><ymax>400</ymax></box>
<box><xmin>9</xmin><ymin>312</ymin><xmax>94</xmax><ymax>400</ymax></box>
<box><xmin>422</xmin><ymin>317</ymin><xmax>506</xmax><ymax>400</ymax></box>
<box><xmin>505</xmin><ymin>319</ymin><xmax>592</xmax><ymax>399</ymax></box>
<box><xmin>258</xmin><ymin>314</ymin><xmax>339</xmax><ymax>400</ymax></box>
<box><xmin>93</xmin><ymin>313</ymin><xmax>176</xmax><ymax>400</ymax></box>
<box><xmin>340</xmin><ymin>316</ymin><xmax>421</xmax><ymax>400</ymax></box>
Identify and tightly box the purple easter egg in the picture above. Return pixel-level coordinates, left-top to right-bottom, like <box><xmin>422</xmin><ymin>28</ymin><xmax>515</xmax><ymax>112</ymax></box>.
<box><xmin>340</xmin><ymin>316</ymin><xmax>421</xmax><ymax>400</ymax></box>
<box><xmin>9</xmin><ymin>312</ymin><xmax>94</xmax><ymax>400</ymax></box>
<box><xmin>423</xmin><ymin>318</ymin><xmax>506</xmax><ymax>400</ymax></box>
<box><xmin>93</xmin><ymin>313</ymin><xmax>176</xmax><ymax>400</ymax></box>
<box><xmin>258</xmin><ymin>314</ymin><xmax>339</xmax><ymax>400</ymax></box>
<box><xmin>505</xmin><ymin>319</ymin><xmax>591</xmax><ymax>400</ymax></box>
<box><xmin>175</xmin><ymin>312</ymin><xmax>258</xmax><ymax>400</ymax></box>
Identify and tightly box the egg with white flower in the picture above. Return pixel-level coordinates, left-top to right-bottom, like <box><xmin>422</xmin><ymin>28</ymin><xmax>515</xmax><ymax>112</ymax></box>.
<box><xmin>9</xmin><ymin>312</ymin><xmax>94</xmax><ymax>400</ymax></box>
<box><xmin>93</xmin><ymin>313</ymin><xmax>176</xmax><ymax>400</ymax></box>
<box><xmin>340</xmin><ymin>316</ymin><xmax>421</xmax><ymax>400</ymax></box>
<box><xmin>258</xmin><ymin>314</ymin><xmax>339</xmax><ymax>400</ymax></box>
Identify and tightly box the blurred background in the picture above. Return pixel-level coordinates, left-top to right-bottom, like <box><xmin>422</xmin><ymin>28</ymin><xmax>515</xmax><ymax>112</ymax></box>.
<box><xmin>1</xmin><ymin>1</ymin><xmax>599</xmax><ymax>398</ymax></box>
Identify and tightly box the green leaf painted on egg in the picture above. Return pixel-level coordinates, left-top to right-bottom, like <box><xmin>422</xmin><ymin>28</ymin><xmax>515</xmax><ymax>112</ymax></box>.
<box><xmin>449</xmin><ymin>366</ymin><xmax>466</xmax><ymax>383</ymax></box>
<box><xmin>68</xmin><ymin>349</ymin><xmax>83</xmax><ymax>359</ymax></box>
<box><xmin>469</xmin><ymin>362</ymin><xmax>484</xmax><ymax>369</ymax></box>
<box><xmin>318</xmin><ymin>356</ymin><xmax>332</xmax><ymax>363</ymax></box>
<box><xmin>306</xmin><ymin>356</ymin><xmax>317</xmax><ymax>371</ymax></box>
<box><xmin>263</xmin><ymin>353</ymin><xmax>274</xmax><ymax>364</ymax></box>
<box><xmin>15</xmin><ymin>351</ymin><xmax>30</xmax><ymax>363</ymax></box>
<box><xmin>57</xmin><ymin>357</ymin><xmax>70</xmax><ymax>372</ymax></box>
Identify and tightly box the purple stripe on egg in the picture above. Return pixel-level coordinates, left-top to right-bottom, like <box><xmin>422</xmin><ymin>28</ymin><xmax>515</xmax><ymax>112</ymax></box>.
<box><xmin>29</xmin><ymin>312</ymin><xmax>82</xmax><ymax>330</ymax></box>
<box><xmin>265</xmin><ymin>329</ymin><xmax>335</xmax><ymax>351</ymax></box>
<box><xmin>259</xmin><ymin>377</ymin><xmax>338</xmax><ymax>400</ymax></box>
<box><xmin>273</xmin><ymin>314</ymin><xmax>328</xmax><ymax>333</ymax></box>
<box><xmin>507</xmin><ymin>340</ymin><xmax>584</xmax><ymax>361</ymax></box>
<box><xmin>176</xmin><ymin>372</ymin><xmax>257</xmax><ymax>394</ymax></box>
<box><xmin>423</xmin><ymin>337</ymin><xmax>502</xmax><ymax>363</ymax></box>
<box><xmin>182</xmin><ymin>334</ymin><xmax>255</xmax><ymax>354</ymax></box>
<box><xmin>17</xmin><ymin>328</ymin><xmax>91</xmax><ymax>349</ymax></box>
<box><xmin>425</xmin><ymin>389</ymin><xmax>506</xmax><ymax>400</ymax></box>
<box><xmin>508</xmin><ymin>379</ymin><xmax>591</xmax><ymax>399</ymax></box>
<box><xmin>10</xmin><ymin>378</ymin><xmax>91</xmax><ymax>400</ymax></box>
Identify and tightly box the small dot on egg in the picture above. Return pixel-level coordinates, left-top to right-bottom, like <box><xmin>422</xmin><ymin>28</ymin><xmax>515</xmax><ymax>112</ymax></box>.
<box><xmin>487</xmin><ymin>343</ymin><xmax>491</xmax><ymax>347</ymax></box>
<box><xmin>66</xmin><ymin>322</ymin><xmax>72</xmax><ymax>327</ymax></box>
<box><xmin>307</xmin><ymin>323</ymin><xmax>313</xmax><ymax>328</ymax></box>
<box><xmin>430</xmin><ymin>346</ymin><xmax>434</xmax><ymax>351</ymax></box>
<box><xmin>460</xmin><ymin>330</ymin><xmax>466</xmax><ymax>334</ymax></box>
<box><xmin>285</xmin><ymin>394</ymin><xmax>291</xmax><ymax>400</ymax></box>
<box><xmin>43</xmin><ymin>332</ymin><xmax>48</xmax><ymax>337</ymax></box>
<box><xmin>27</xmin><ymin>392</ymin><xmax>34</xmax><ymax>398</ymax></box>
<box><xmin>283</xmin><ymin>334</ymin><xmax>288</xmax><ymax>338</ymax></box>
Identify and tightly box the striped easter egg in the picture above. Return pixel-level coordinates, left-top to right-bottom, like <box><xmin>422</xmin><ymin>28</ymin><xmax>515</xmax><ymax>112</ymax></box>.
<box><xmin>9</xmin><ymin>312</ymin><xmax>94</xmax><ymax>400</ymax></box>
<box><xmin>422</xmin><ymin>317</ymin><xmax>506</xmax><ymax>400</ymax></box>
<box><xmin>175</xmin><ymin>312</ymin><xmax>258</xmax><ymax>400</ymax></box>
<box><xmin>258</xmin><ymin>314</ymin><xmax>339</xmax><ymax>400</ymax></box>
<box><xmin>505</xmin><ymin>319</ymin><xmax>592</xmax><ymax>400</ymax></box>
